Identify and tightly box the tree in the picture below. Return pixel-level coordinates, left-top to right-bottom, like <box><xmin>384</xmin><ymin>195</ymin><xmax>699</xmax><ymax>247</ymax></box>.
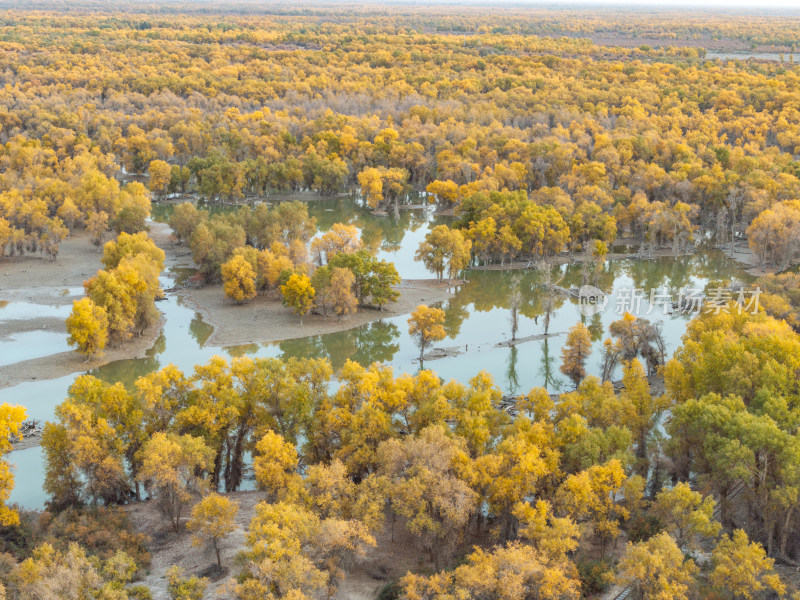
<box><xmin>222</xmin><ymin>255</ymin><xmax>257</xmax><ymax>304</ymax></box>
<box><xmin>0</xmin><ymin>403</ymin><xmax>26</xmax><ymax>526</ymax></box>
<box><xmin>166</xmin><ymin>566</ymin><xmax>208</xmax><ymax>600</ymax></box>
<box><xmin>616</xmin><ymin>532</ymin><xmax>698</xmax><ymax>600</ymax></box>
<box><xmin>747</xmin><ymin>200</ymin><xmax>800</xmax><ymax>268</ymax></box>
<box><xmin>408</xmin><ymin>305</ymin><xmax>446</xmax><ymax>364</ymax></box>
<box><xmin>414</xmin><ymin>225</ymin><xmax>472</xmax><ymax>282</ymax></box>
<box><xmin>66</xmin><ymin>298</ymin><xmax>109</xmax><ymax>358</ymax></box>
<box><xmin>377</xmin><ymin>426</ymin><xmax>477</xmax><ymax>569</ymax></box>
<box><xmin>148</xmin><ymin>159</ymin><xmax>172</xmax><ymax>198</ymax></box>
<box><xmin>710</xmin><ymin>529</ymin><xmax>786</xmax><ymax>600</ymax></box>
<box><xmin>310</xmin><ymin>223</ymin><xmax>362</xmax><ymax>265</ymax></box>
<box><xmin>42</xmin><ymin>379</ymin><xmax>138</xmax><ymax>507</ymax></box>
<box><xmin>187</xmin><ymin>493</ymin><xmax>239</xmax><ymax>567</ymax></box>
<box><xmin>327</xmin><ymin>250</ymin><xmax>400</xmax><ymax>308</ymax></box>
<box><xmin>87</xmin><ymin>211</ymin><xmax>109</xmax><ymax>251</ymax></box>
<box><xmin>170</xmin><ymin>202</ymin><xmax>205</xmax><ymax>245</ymax></box>
<box><xmin>238</xmin><ymin>499</ymin><xmax>373</xmax><ymax>600</ymax></box>
<box><xmin>357</xmin><ymin>166</ymin><xmax>408</xmax><ymax>210</ymax></box>
<box><xmin>363</xmin><ymin>259</ymin><xmax>400</xmax><ymax>309</ymax></box>
<box><xmin>252</xmin><ymin>430</ymin><xmax>303</xmax><ymax>502</ymax></box>
<box><xmin>101</xmin><ymin>231</ymin><xmax>165</xmax><ymax>271</ymax></box>
<box><xmin>138</xmin><ymin>433</ymin><xmax>213</xmax><ymax>531</ymax></box>
<box><xmin>560</xmin><ymin>322</ymin><xmax>592</xmax><ymax>387</ymax></box>
<box><xmin>513</xmin><ymin>499</ymin><xmax>581</xmax><ymax>562</ymax></box>
<box><xmin>558</xmin><ymin>459</ymin><xmax>628</xmax><ymax>558</ymax></box>
<box><xmin>619</xmin><ymin>359</ymin><xmax>669</xmax><ymax>476</ymax></box>
<box><xmin>281</xmin><ymin>273</ymin><xmax>316</xmax><ymax>325</ymax></box>
<box><xmin>12</xmin><ymin>542</ymin><xmax>138</xmax><ymax>600</ymax></box>
<box><xmin>653</xmin><ymin>483</ymin><xmax>720</xmax><ymax>551</ymax></box>
<box><xmin>400</xmin><ymin>542</ymin><xmax>581</xmax><ymax>600</ymax></box>
<box><xmin>425</xmin><ymin>179</ymin><xmax>460</xmax><ymax>205</ymax></box>
<box><xmin>329</xmin><ymin>267</ymin><xmax>357</xmax><ymax>316</ymax></box>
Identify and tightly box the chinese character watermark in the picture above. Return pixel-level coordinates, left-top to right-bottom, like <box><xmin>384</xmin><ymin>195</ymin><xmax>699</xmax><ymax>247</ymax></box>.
<box><xmin>575</xmin><ymin>286</ymin><xmax>761</xmax><ymax>317</ymax></box>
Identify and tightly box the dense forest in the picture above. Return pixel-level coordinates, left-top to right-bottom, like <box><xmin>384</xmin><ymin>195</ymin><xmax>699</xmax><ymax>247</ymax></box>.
<box><xmin>2</xmin><ymin>4</ymin><xmax>800</xmax><ymax>600</ymax></box>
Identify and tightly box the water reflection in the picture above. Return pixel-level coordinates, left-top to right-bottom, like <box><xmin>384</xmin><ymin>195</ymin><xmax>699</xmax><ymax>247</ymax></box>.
<box><xmin>276</xmin><ymin>320</ymin><xmax>401</xmax><ymax>371</ymax></box>
<box><xmin>189</xmin><ymin>313</ymin><xmax>214</xmax><ymax>347</ymax></box>
<box><xmin>2</xmin><ymin>193</ymin><xmax>756</xmax><ymax>509</ymax></box>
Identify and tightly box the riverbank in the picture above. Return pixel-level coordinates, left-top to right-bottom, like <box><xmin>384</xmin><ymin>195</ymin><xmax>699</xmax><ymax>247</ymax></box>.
<box><xmin>719</xmin><ymin>240</ymin><xmax>774</xmax><ymax>276</ymax></box>
<box><xmin>0</xmin><ymin>229</ymin><xmax>168</xmax><ymax>389</ymax></box>
<box><xmin>0</xmin><ymin>218</ymin><xmax>462</xmax><ymax>389</ymax></box>
<box><xmin>176</xmin><ymin>278</ymin><xmax>462</xmax><ymax>348</ymax></box>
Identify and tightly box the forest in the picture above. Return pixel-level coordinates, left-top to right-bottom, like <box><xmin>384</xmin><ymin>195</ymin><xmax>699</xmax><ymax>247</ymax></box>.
<box><xmin>2</xmin><ymin>3</ymin><xmax>800</xmax><ymax>600</ymax></box>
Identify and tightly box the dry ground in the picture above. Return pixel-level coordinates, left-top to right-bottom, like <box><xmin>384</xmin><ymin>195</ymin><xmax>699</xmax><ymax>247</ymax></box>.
<box><xmin>177</xmin><ymin>279</ymin><xmax>459</xmax><ymax>348</ymax></box>
<box><xmin>126</xmin><ymin>492</ymin><xmax>480</xmax><ymax>600</ymax></box>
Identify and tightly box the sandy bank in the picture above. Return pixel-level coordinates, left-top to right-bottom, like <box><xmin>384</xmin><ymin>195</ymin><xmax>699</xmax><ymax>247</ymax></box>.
<box><xmin>0</xmin><ymin>316</ymin><xmax>165</xmax><ymax>390</ymax></box>
<box><xmin>0</xmin><ymin>226</ymin><xmax>172</xmax><ymax>390</ymax></box>
<box><xmin>176</xmin><ymin>278</ymin><xmax>463</xmax><ymax>348</ymax></box>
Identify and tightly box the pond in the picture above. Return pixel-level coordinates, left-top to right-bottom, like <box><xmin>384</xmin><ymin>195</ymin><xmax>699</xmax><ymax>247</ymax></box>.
<box><xmin>1</xmin><ymin>196</ymin><xmax>753</xmax><ymax>509</ymax></box>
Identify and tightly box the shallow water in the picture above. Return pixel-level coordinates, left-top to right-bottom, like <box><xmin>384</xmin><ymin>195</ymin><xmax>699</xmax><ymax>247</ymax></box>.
<box><xmin>706</xmin><ymin>51</ymin><xmax>796</xmax><ymax>62</ymax></box>
<box><xmin>0</xmin><ymin>331</ymin><xmax>71</xmax><ymax>367</ymax></box>
<box><xmin>0</xmin><ymin>301</ymin><xmax>73</xmax><ymax>322</ymax></box>
<box><xmin>2</xmin><ymin>197</ymin><xmax>753</xmax><ymax>509</ymax></box>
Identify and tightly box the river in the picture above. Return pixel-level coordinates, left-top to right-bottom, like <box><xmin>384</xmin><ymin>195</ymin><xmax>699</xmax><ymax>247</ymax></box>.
<box><xmin>0</xmin><ymin>196</ymin><xmax>753</xmax><ymax>509</ymax></box>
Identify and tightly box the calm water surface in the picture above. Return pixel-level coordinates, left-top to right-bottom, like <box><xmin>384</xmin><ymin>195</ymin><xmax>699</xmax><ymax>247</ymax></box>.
<box><xmin>1</xmin><ymin>197</ymin><xmax>752</xmax><ymax>508</ymax></box>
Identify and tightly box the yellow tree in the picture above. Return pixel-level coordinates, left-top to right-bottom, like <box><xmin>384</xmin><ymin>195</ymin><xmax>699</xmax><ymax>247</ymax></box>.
<box><xmin>166</xmin><ymin>566</ymin><xmax>208</xmax><ymax>600</ymax></box>
<box><xmin>187</xmin><ymin>493</ymin><xmax>239</xmax><ymax>567</ymax></box>
<box><xmin>101</xmin><ymin>231</ymin><xmax>165</xmax><ymax>271</ymax></box>
<box><xmin>652</xmin><ymin>483</ymin><xmax>720</xmax><ymax>550</ymax></box>
<box><xmin>408</xmin><ymin>305</ymin><xmax>446</xmax><ymax>365</ymax></box>
<box><xmin>0</xmin><ymin>403</ymin><xmax>26</xmax><ymax>526</ymax></box>
<box><xmin>619</xmin><ymin>359</ymin><xmax>669</xmax><ymax>476</ymax></box>
<box><xmin>513</xmin><ymin>499</ymin><xmax>581</xmax><ymax>562</ymax></box>
<box><xmin>222</xmin><ymin>255</ymin><xmax>257</xmax><ymax>304</ymax></box>
<box><xmin>425</xmin><ymin>179</ymin><xmax>460</xmax><ymax>205</ymax></box>
<box><xmin>377</xmin><ymin>426</ymin><xmax>477</xmax><ymax>569</ymax></box>
<box><xmin>710</xmin><ymin>529</ymin><xmax>786</xmax><ymax>600</ymax></box>
<box><xmin>558</xmin><ymin>459</ymin><xmax>628</xmax><ymax>558</ymax></box>
<box><xmin>414</xmin><ymin>224</ymin><xmax>472</xmax><ymax>282</ymax></box>
<box><xmin>401</xmin><ymin>542</ymin><xmax>581</xmax><ymax>600</ymax></box>
<box><xmin>253</xmin><ymin>430</ymin><xmax>303</xmax><ymax>502</ymax></box>
<box><xmin>281</xmin><ymin>273</ymin><xmax>315</xmax><ymax>325</ymax></box>
<box><xmin>138</xmin><ymin>432</ymin><xmax>213</xmax><ymax>531</ymax></box>
<box><xmin>310</xmin><ymin>223</ymin><xmax>362</xmax><ymax>265</ymax></box>
<box><xmin>65</xmin><ymin>297</ymin><xmax>109</xmax><ymax>358</ymax></box>
<box><xmin>148</xmin><ymin>159</ymin><xmax>172</xmax><ymax>198</ymax></box>
<box><xmin>357</xmin><ymin>166</ymin><xmax>408</xmax><ymax>210</ymax></box>
<box><xmin>560</xmin><ymin>322</ymin><xmax>592</xmax><ymax>387</ymax></box>
<box><xmin>329</xmin><ymin>267</ymin><xmax>357</xmax><ymax>316</ymax></box>
<box><xmin>86</xmin><ymin>211</ymin><xmax>109</xmax><ymax>251</ymax></box>
<box><xmin>616</xmin><ymin>532</ymin><xmax>698</xmax><ymax>600</ymax></box>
